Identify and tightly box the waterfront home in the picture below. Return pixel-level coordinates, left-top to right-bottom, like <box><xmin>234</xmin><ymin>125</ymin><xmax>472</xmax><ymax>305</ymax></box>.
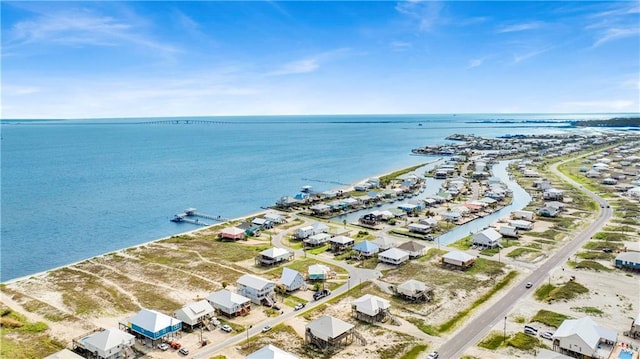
<box><xmin>472</xmin><ymin>228</ymin><xmax>502</xmax><ymax>248</ymax></box>
<box><xmin>173</xmin><ymin>300</ymin><xmax>215</xmax><ymax>329</ymax></box>
<box><xmin>359</xmin><ymin>212</ymin><xmax>382</xmax><ymax>226</ymax></box>
<box><xmin>397</xmin><ymin>203</ymin><xmax>420</xmax><ymax>214</ymax></box>
<box><xmin>328</xmin><ymin>226</ymin><xmax>351</xmax><ymax>237</ymax></box>
<box><xmin>397</xmin><ymin>240</ymin><xmax>427</xmax><ymax>258</ymax></box>
<box><xmin>351</xmin><ymin>294</ymin><xmax>391</xmax><ymax>323</ymax></box>
<box><xmin>206</xmin><ymin>289</ymin><xmax>251</xmax><ymax>317</ymax></box>
<box><xmin>219</xmin><ymin>226</ymin><xmax>246</xmax><ymax>241</ymax></box>
<box><xmin>256</xmin><ymin>247</ymin><xmax>293</xmax><ymax>267</ymax></box>
<box><xmin>544</xmin><ymin>201</ymin><xmax>566</xmax><ymax>211</ymax></box>
<box><xmin>307</xmin><ymin>264</ymin><xmax>331</xmax><ymax>281</ymax></box>
<box><xmin>329</xmin><ymin>235</ymin><xmax>355</xmax><ymax>253</ymax></box>
<box><xmin>251</xmin><ymin>217</ymin><xmax>274</xmax><ymax>229</ymax></box>
<box><xmin>353</xmin><ymin>240</ymin><xmax>379</xmax><ymax>257</ymax></box>
<box><xmin>395</xmin><ymin>279</ymin><xmax>433</xmax><ymax>302</ymax></box>
<box><xmin>552</xmin><ymin>317</ymin><xmax>617</xmax><ymax>359</ymax></box>
<box><xmin>499</xmin><ymin>226</ymin><xmax>519</xmax><ymax>238</ymax></box>
<box><xmin>615</xmin><ymin>252</ymin><xmax>640</xmax><ymax>271</ymax></box>
<box><xmin>280</xmin><ymin>267</ymin><xmax>306</xmax><ymax>292</ymax></box>
<box><xmin>265</xmin><ymin>211</ymin><xmax>286</xmax><ymax>224</ymax></box>
<box><xmin>310</xmin><ymin>203</ymin><xmax>331</xmax><ymax>215</ymax></box>
<box><xmin>295</xmin><ymin>225</ymin><xmax>315</xmax><ymax>240</ymax></box>
<box><xmin>73</xmin><ymin>328</ymin><xmax>135</xmax><ymax>359</ymax></box>
<box><xmin>378</xmin><ymin>247</ymin><xmax>410</xmax><ymax>265</ymax></box>
<box><xmin>305</xmin><ymin>315</ymin><xmax>355</xmax><ymax>352</ymax></box>
<box><xmin>442</xmin><ymin>250</ymin><xmax>476</xmax><ymax>269</ymax></box>
<box><xmin>372</xmin><ymin>236</ymin><xmax>397</xmax><ymax>250</ymax></box>
<box><xmin>408</xmin><ymin>223</ymin><xmax>431</xmax><ymax>234</ymax></box>
<box><xmin>512</xmin><ymin>210</ymin><xmax>535</xmax><ymax>221</ymax></box>
<box><xmin>247</xmin><ymin>345</ymin><xmax>300</xmax><ymax>359</ymax></box>
<box><xmin>441</xmin><ymin>211</ymin><xmax>461</xmax><ymax>223</ymax></box>
<box><xmin>237</xmin><ymin>274</ymin><xmax>276</xmax><ymax>305</ymax></box>
<box><xmin>602</xmin><ymin>178</ymin><xmax>618</xmax><ymax>185</ymax></box>
<box><xmin>122</xmin><ymin>309</ymin><xmax>182</xmax><ymax>341</ymax></box>
<box><xmin>304</xmin><ymin>233</ymin><xmax>331</xmax><ymax>247</ymax></box>
<box><xmin>508</xmin><ymin>219</ymin><xmax>533</xmax><ymax>230</ymax></box>
<box><xmin>419</xmin><ymin>217</ymin><xmax>439</xmax><ymax>228</ymax></box>
<box><xmin>538</xmin><ymin>207</ymin><xmax>560</xmax><ymax>218</ymax></box>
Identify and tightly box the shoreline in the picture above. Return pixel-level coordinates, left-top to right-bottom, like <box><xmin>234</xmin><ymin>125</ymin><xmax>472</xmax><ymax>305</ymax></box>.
<box><xmin>1</xmin><ymin>161</ymin><xmax>439</xmax><ymax>285</ymax></box>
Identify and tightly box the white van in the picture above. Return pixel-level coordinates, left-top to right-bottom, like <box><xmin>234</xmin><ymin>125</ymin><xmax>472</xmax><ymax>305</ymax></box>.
<box><xmin>524</xmin><ymin>325</ymin><xmax>538</xmax><ymax>335</ymax></box>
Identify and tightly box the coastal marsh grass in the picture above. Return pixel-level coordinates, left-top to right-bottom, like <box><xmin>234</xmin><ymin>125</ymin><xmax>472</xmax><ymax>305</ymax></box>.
<box><xmin>379</xmin><ymin>164</ymin><xmax>425</xmax><ymax>186</ymax></box>
<box><xmin>506</xmin><ymin>247</ymin><xmax>540</xmax><ymax>259</ymax></box>
<box><xmin>526</xmin><ymin>229</ymin><xmax>564</xmax><ymax>240</ymax></box>
<box><xmin>478</xmin><ymin>331</ymin><xmax>507</xmax><ymax>350</ymax></box>
<box><xmin>575</xmin><ymin>260</ymin><xmax>612</xmax><ymax>272</ymax></box>
<box><xmin>507</xmin><ymin>332</ymin><xmax>541</xmax><ymax>351</ymax></box>
<box><xmin>583</xmin><ymin>241</ymin><xmax>623</xmax><ymax>250</ymax></box>
<box><xmin>417</xmin><ymin>248</ymin><xmax>448</xmax><ymax>262</ymax></box>
<box><xmin>530</xmin><ymin>309</ymin><xmax>570</xmax><ymax>328</ymax></box>
<box><xmin>571</xmin><ymin>306</ymin><xmax>604</xmax><ymax>316</ymax></box>
<box><xmin>21</xmin><ymin>298</ymin><xmax>77</xmax><ymax>322</ymax></box>
<box><xmin>577</xmin><ymin>251</ymin><xmax>615</xmax><ymax>260</ymax></box>
<box><xmin>534</xmin><ymin>281</ymin><xmax>588</xmax><ymax>303</ymax></box>
<box><xmin>399</xmin><ymin>344</ymin><xmax>429</xmax><ymax>359</ymax></box>
<box><xmin>448</xmin><ymin>235</ymin><xmax>472</xmax><ymax>250</ymax></box>
<box><xmin>307</xmin><ymin>244</ymin><xmax>330</xmax><ymax>255</ymax></box>
<box><xmin>0</xmin><ymin>307</ymin><xmax>65</xmax><ymax>359</ymax></box>
<box><xmin>592</xmin><ymin>231</ymin><xmax>628</xmax><ymax>241</ymax></box>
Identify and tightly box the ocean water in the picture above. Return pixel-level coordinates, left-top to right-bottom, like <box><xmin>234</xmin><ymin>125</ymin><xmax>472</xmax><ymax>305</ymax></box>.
<box><xmin>0</xmin><ymin>113</ymin><xmax>626</xmax><ymax>281</ymax></box>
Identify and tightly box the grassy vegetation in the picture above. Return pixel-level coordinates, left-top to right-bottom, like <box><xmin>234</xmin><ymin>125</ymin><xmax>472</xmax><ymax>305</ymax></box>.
<box><xmin>436</xmin><ymin>271</ymin><xmax>517</xmax><ymax>334</ymax></box>
<box><xmin>526</xmin><ymin>229</ymin><xmax>564</xmax><ymax>240</ymax></box>
<box><xmin>377</xmin><ymin>342</ymin><xmax>412</xmax><ymax>359</ymax></box>
<box><xmin>448</xmin><ymin>235</ymin><xmax>472</xmax><ymax>250</ymax></box>
<box><xmin>478</xmin><ymin>331</ymin><xmax>507</xmax><ymax>350</ymax></box>
<box><xmin>400</xmin><ymin>344</ymin><xmax>429</xmax><ymax>359</ymax></box>
<box><xmin>583</xmin><ymin>241</ymin><xmax>624</xmax><ymax>250</ymax></box>
<box><xmin>307</xmin><ymin>244</ymin><xmax>330</xmax><ymax>255</ymax></box>
<box><xmin>593</xmin><ymin>231</ymin><xmax>628</xmax><ymax>241</ymax></box>
<box><xmin>506</xmin><ymin>247</ymin><xmax>540</xmax><ymax>259</ymax></box>
<box><xmin>379</xmin><ymin>164</ymin><xmax>426</xmax><ymax>186</ymax></box>
<box><xmin>404</xmin><ymin>317</ymin><xmax>438</xmax><ymax>336</ymax></box>
<box><xmin>507</xmin><ymin>332</ymin><xmax>540</xmax><ymax>351</ymax></box>
<box><xmin>530</xmin><ymin>309</ymin><xmax>570</xmax><ymax>328</ymax></box>
<box><xmin>577</xmin><ymin>251</ymin><xmax>615</xmax><ymax>260</ymax></box>
<box><xmin>571</xmin><ymin>306</ymin><xmax>604</xmax><ymax>316</ymax></box>
<box><xmin>575</xmin><ymin>260</ymin><xmax>612</xmax><ymax>272</ymax></box>
<box><xmin>0</xmin><ymin>308</ymin><xmax>66</xmax><ymax>359</ymax></box>
<box><xmin>534</xmin><ymin>281</ymin><xmax>589</xmax><ymax>303</ymax></box>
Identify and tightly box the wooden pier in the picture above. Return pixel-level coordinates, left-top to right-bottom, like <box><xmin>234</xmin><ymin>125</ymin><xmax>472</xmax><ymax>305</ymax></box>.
<box><xmin>170</xmin><ymin>208</ymin><xmax>229</xmax><ymax>225</ymax></box>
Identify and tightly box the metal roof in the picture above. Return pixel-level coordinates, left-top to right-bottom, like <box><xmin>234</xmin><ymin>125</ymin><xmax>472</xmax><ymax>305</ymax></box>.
<box><xmin>305</xmin><ymin>315</ymin><xmax>354</xmax><ymax>341</ymax></box>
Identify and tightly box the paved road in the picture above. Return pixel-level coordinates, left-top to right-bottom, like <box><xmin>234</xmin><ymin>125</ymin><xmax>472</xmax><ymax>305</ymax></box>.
<box><xmin>192</xmin><ymin>219</ymin><xmax>380</xmax><ymax>358</ymax></box>
<box><xmin>437</xmin><ymin>157</ymin><xmax>613</xmax><ymax>358</ymax></box>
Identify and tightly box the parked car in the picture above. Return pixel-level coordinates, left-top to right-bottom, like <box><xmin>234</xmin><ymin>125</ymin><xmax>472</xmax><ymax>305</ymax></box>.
<box><xmin>602</xmin><ymin>248</ymin><xmax>613</xmax><ymax>253</ymax></box>
<box><xmin>313</xmin><ymin>289</ymin><xmax>331</xmax><ymax>301</ymax></box>
<box><xmin>273</xmin><ymin>305</ymin><xmax>281</xmax><ymax>310</ymax></box>
<box><xmin>540</xmin><ymin>331</ymin><xmax>554</xmax><ymax>340</ymax></box>
<box><xmin>525</xmin><ymin>282</ymin><xmax>533</xmax><ymax>288</ymax></box>
<box><xmin>294</xmin><ymin>303</ymin><xmax>306</xmax><ymax>311</ymax></box>
<box><xmin>179</xmin><ymin>347</ymin><xmax>189</xmax><ymax>355</ymax></box>
<box><xmin>427</xmin><ymin>351</ymin><xmax>439</xmax><ymax>359</ymax></box>
<box><xmin>221</xmin><ymin>324</ymin><xmax>232</xmax><ymax>333</ymax></box>
<box><xmin>262</xmin><ymin>325</ymin><xmax>272</xmax><ymax>333</ymax></box>
<box><xmin>157</xmin><ymin>343</ymin><xmax>169</xmax><ymax>351</ymax></box>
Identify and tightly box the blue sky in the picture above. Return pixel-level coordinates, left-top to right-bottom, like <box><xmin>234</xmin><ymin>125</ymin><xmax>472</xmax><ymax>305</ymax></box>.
<box><xmin>2</xmin><ymin>1</ymin><xmax>639</xmax><ymax>119</ymax></box>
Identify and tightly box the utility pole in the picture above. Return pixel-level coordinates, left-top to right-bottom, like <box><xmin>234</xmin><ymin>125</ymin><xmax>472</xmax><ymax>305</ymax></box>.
<box><xmin>503</xmin><ymin>316</ymin><xmax>507</xmax><ymax>344</ymax></box>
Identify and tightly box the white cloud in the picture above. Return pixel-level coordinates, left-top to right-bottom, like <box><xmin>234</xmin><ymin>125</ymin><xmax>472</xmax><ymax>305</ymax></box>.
<box><xmin>395</xmin><ymin>0</ymin><xmax>445</xmax><ymax>32</ymax></box>
<box><xmin>467</xmin><ymin>57</ymin><xmax>486</xmax><ymax>69</ymax></box>
<box><xmin>497</xmin><ymin>21</ymin><xmax>543</xmax><ymax>33</ymax></box>
<box><xmin>592</xmin><ymin>27</ymin><xmax>640</xmax><ymax>48</ymax></box>
<box><xmin>391</xmin><ymin>41</ymin><xmax>412</xmax><ymax>51</ymax></box>
<box><xmin>266</xmin><ymin>48</ymin><xmax>350</xmax><ymax>77</ymax></box>
<box><xmin>4</xmin><ymin>6</ymin><xmax>179</xmax><ymax>54</ymax></box>
<box><xmin>512</xmin><ymin>47</ymin><xmax>552</xmax><ymax>64</ymax></box>
<box><xmin>2</xmin><ymin>85</ymin><xmax>41</xmax><ymax>95</ymax></box>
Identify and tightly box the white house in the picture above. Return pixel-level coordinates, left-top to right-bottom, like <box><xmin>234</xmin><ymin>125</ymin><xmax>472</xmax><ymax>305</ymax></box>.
<box><xmin>246</xmin><ymin>344</ymin><xmax>300</xmax><ymax>359</ymax></box>
<box><xmin>257</xmin><ymin>247</ymin><xmax>293</xmax><ymax>266</ymax></box>
<box><xmin>307</xmin><ymin>264</ymin><xmax>331</xmax><ymax>281</ymax></box>
<box><xmin>80</xmin><ymin>328</ymin><xmax>134</xmax><ymax>359</ymax></box>
<box><xmin>295</xmin><ymin>226</ymin><xmax>315</xmax><ymax>240</ymax></box>
<box><xmin>174</xmin><ymin>300</ymin><xmax>215</xmax><ymax>328</ymax></box>
<box><xmin>44</xmin><ymin>349</ymin><xmax>85</xmax><ymax>359</ymax></box>
<box><xmin>553</xmin><ymin>316</ymin><xmax>617</xmax><ymax>358</ymax></box>
<box><xmin>237</xmin><ymin>274</ymin><xmax>276</xmax><ymax>305</ymax></box>
<box><xmin>512</xmin><ymin>210</ymin><xmax>535</xmax><ymax>221</ymax></box>
<box><xmin>351</xmin><ymin>294</ymin><xmax>391</xmax><ymax>323</ymax></box>
<box><xmin>472</xmin><ymin>228</ymin><xmax>502</xmax><ymax>248</ymax></box>
<box><xmin>408</xmin><ymin>223</ymin><xmax>431</xmax><ymax>234</ymax></box>
<box><xmin>378</xmin><ymin>248</ymin><xmax>410</xmax><ymax>265</ymax></box>
<box><xmin>280</xmin><ymin>268</ymin><xmax>305</xmax><ymax>292</ymax></box>
<box><xmin>442</xmin><ymin>250</ymin><xmax>476</xmax><ymax>269</ymax></box>
<box><xmin>206</xmin><ymin>289</ymin><xmax>251</xmax><ymax>317</ymax></box>
<box><xmin>372</xmin><ymin>236</ymin><xmax>397</xmax><ymax>250</ymax></box>
<box><xmin>499</xmin><ymin>226</ymin><xmax>519</xmax><ymax>238</ymax></box>
<box><xmin>396</xmin><ymin>279</ymin><xmax>433</xmax><ymax>302</ymax></box>
<box><xmin>264</xmin><ymin>212</ymin><xmax>286</xmax><ymax>224</ymax></box>
<box><xmin>508</xmin><ymin>219</ymin><xmax>534</xmax><ymax>230</ymax></box>
<box><xmin>304</xmin><ymin>233</ymin><xmax>331</xmax><ymax>247</ymax></box>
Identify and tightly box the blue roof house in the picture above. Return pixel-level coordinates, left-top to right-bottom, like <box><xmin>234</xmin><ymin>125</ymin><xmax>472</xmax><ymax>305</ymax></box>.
<box><xmin>126</xmin><ymin>309</ymin><xmax>182</xmax><ymax>341</ymax></box>
<box><xmin>353</xmin><ymin>240</ymin><xmax>379</xmax><ymax>257</ymax></box>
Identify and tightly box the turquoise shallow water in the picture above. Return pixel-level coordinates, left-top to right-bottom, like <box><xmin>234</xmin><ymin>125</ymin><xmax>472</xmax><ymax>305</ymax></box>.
<box><xmin>0</xmin><ymin>113</ymin><xmax>624</xmax><ymax>281</ymax></box>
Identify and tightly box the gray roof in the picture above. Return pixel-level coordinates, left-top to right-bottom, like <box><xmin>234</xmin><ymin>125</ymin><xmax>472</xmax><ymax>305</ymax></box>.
<box><xmin>351</xmin><ymin>294</ymin><xmax>390</xmax><ymax>316</ymax></box>
<box><xmin>306</xmin><ymin>315</ymin><xmax>354</xmax><ymax>341</ymax></box>
<box><xmin>443</xmin><ymin>250</ymin><xmax>475</xmax><ymax>262</ymax></box>
<box><xmin>397</xmin><ymin>279</ymin><xmax>430</xmax><ymax>294</ymax></box>
<box><xmin>280</xmin><ymin>267</ymin><xmax>303</xmax><ymax>287</ymax></box>
<box><xmin>175</xmin><ymin>300</ymin><xmax>215</xmax><ymax>322</ymax></box>
<box><xmin>330</xmin><ymin>235</ymin><xmax>354</xmax><ymax>244</ymax></box>
<box><xmin>616</xmin><ymin>251</ymin><xmax>640</xmax><ymax>263</ymax></box>
<box><xmin>379</xmin><ymin>247</ymin><xmax>410</xmax><ymax>260</ymax></box>
<box><xmin>237</xmin><ymin>274</ymin><xmax>274</xmax><ymax>290</ymax></box>
<box><xmin>536</xmin><ymin>349</ymin><xmax>574</xmax><ymax>359</ymax></box>
<box><xmin>128</xmin><ymin>309</ymin><xmax>181</xmax><ymax>333</ymax></box>
<box><xmin>206</xmin><ymin>289</ymin><xmax>250</xmax><ymax>307</ymax></box>
<box><xmin>308</xmin><ymin>264</ymin><xmax>330</xmax><ymax>276</ymax></box>
<box><xmin>247</xmin><ymin>344</ymin><xmax>300</xmax><ymax>359</ymax></box>
<box><xmin>260</xmin><ymin>247</ymin><xmax>292</xmax><ymax>259</ymax></box>
<box><xmin>397</xmin><ymin>240</ymin><xmax>426</xmax><ymax>252</ymax></box>
<box><xmin>84</xmin><ymin>328</ymin><xmax>134</xmax><ymax>351</ymax></box>
<box><xmin>553</xmin><ymin>317</ymin><xmax>617</xmax><ymax>352</ymax></box>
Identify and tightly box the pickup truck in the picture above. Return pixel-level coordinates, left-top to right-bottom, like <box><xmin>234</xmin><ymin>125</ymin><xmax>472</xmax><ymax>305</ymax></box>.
<box><xmin>313</xmin><ymin>289</ymin><xmax>331</xmax><ymax>301</ymax></box>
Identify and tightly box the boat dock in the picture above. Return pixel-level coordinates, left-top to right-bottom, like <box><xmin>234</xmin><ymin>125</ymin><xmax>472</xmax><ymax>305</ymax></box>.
<box><xmin>170</xmin><ymin>208</ymin><xmax>229</xmax><ymax>225</ymax></box>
